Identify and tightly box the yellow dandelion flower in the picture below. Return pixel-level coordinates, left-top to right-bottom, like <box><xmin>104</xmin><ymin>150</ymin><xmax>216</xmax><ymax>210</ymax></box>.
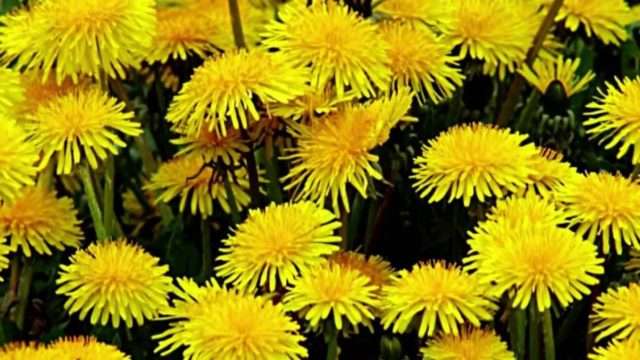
<box><xmin>145</xmin><ymin>155</ymin><xmax>252</xmax><ymax>217</ymax></box>
<box><xmin>0</xmin><ymin>186</ymin><xmax>83</xmax><ymax>257</ymax></box>
<box><xmin>412</xmin><ymin>123</ymin><xmax>538</xmax><ymax>207</ymax></box>
<box><xmin>0</xmin><ymin>342</ymin><xmax>46</xmax><ymax>360</ymax></box>
<box><xmin>0</xmin><ymin>0</ymin><xmax>156</xmax><ymax>83</ymax></box>
<box><xmin>443</xmin><ymin>0</ymin><xmax>539</xmax><ymax>78</ymax></box>
<box><xmin>379</xmin><ymin>21</ymin><xmax>464</xmax><ymax>104</ymax></box>
<box><xmin>166</xmin><ymin>50</ymin><xmax>309</xmax><ymax>136</ymax></box>
<box><xmin>216</xmin><ymin>202</ymin><xmax>341</xmax><ymax>291</ymax></box>
<box><xmin>18</xmin><ymin>70</ymin><xmax>90</xmax><ymax>116</ymax></box>
<box><xmin>261</xmin><ymin>1</ymin><xmax>391</xmax><ymax>98</ymax></box>
<box><xmin>154</xmin><ymin>278</ymin><xmax>308</xmax><ymax>360</ymax></box>
<box><xmin>0</xmin><ymin>67</ymin><xmax>24</xmax><ymax>118</ymax></box>
<box><xmin>584</xmin><ymin>77</ymin><xmax>640</xmax><ymax>164</ymax></box>
<box><xmin>56</xmin><ymin>239</ymin><xmax>173</xmax><ymax>328</ymax></box>
<box><xmin>526</xmin><ymin>148</ymin><xmax>580</xmax><ymax>198</ymax></box>
<box><xmin>283</xmin><ymin>89</ymin><xmax>412</xmax><ymax>212</ymax></box>
<box><xmin>269</xmin><ymin>85</ymin><xmax>356</xmax><ymax>121</ymax></box>
<box><xmin>47</xmin><ymin>337</ymin><xmax>130</xmax><ymax>360</ymax></box>
<box><xmin>589</xmin><ymin>338</ymin><xmax>640</xmax><ymax>360</ymax></box>
<box><xmin>421</xmin><ymin>327</ymin><xmax>515</xmax><ymax>360</ymax></box>
<box><xmin>25</xmin><ymin>88</ymin><xmax>142</xmax><ymax>175</ymax></box>
<box><xmin>283</xmin><ymin>262</ymin><xmax>379</xmax><ymax>331</ymax></box>
<box><xmin>519</xmin><ymin>56</ymin><xmax>596</xmax><ymax>97</ymax></box>
<box><xmin>465</xmin><ymin>223</ymin><xmax>603</xmax><ymax>311</ymax></box>
<box><xmin>328</xmin><ymin>251</ymin><xmax>394</xmax><ymax>288</ymax></box>
<box><xmin>542</xmin><ymin>0</ymin><xmax>631</xmax><ymax>45</ymax></box>
<box><xmin>556</xmin><ymin>172</ymin><xmax>640</xmax><ymax>255</ymax></box>
<box><xmin>0</xmin><ymin>118</ymin><xmax>39</xmax><ymax>202</ymax></box>
<box><xmin>171</xmin><ymin>126</ymin><xmax>248</xmax><ymax>165</ymax></box>
<box><xmin>380</xmin><ymin>261</ymin><xmax>496</xmax><ymax>337</ymax></box>
<box><xmin>375</xmin><ymin>0</ymin><xmax>452</xmax><ymax>27</ymax></box>
<box><xmin>591</xmin><ymin>282</ymin><xmax>640</xmax><ymax>342</ymax></box>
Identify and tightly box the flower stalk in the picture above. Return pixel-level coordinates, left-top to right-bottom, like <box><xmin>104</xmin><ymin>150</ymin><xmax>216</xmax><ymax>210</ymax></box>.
<box><xmin>80</xmin><ymin>165</ymin><xmax>109</xmax><ymax>241</ymax></box>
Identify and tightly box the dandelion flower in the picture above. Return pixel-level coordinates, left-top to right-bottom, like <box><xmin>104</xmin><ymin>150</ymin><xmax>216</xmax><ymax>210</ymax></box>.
<box><xmin>262</xmin><ymin>1</ymin><xmax>391</xmax><ymax>98</ymax></box>
<box><xmin>48</xmin><ymin>337</ymin><xmax>130</xmax><ymax>360</ymax></box>
<box><xmin>328</xmin><ymin>251</ymin><xmax>394</xmax><ymax>288</ymax></box>
<box><xmin>154</xmin><ymin>278</ymin><xmax>308</xmax><ymax>360</ymax></box>
<box><xmin>18</xmin><ymin>70</ymin><xmax>90</xmax><ymax>116</ymax></box>
<box><xmin>379</xmin><ymin>21</ymin><xmax>464</xmax><ymax>104</ymax></box>
<box><xmin>421</xmin><ymin>327</ymin><xmax>515</xmax><ymax>360</ymax></box>
<box><xmin>584</xmin><ymin>77</ymin><xmax>640</xmax><ymax>164</ymax></box>
<box><xmin>145</xmin><ymin>155</ymin><xmax>251</xmax><ymax>217</ymax></box>
<box><xmin>166</xmin><ymin>50</ymin><xmax>309</xmax><ymax>136</ymax></box>
<box><xmin>25</xmin><ymin>88</ymin><xmax>142</xmax><ymax>175</ymax></box>
<box><xmin>269</xmin><ymin>85</ymin><xmax>356</xmax><ymax>121</ymax></box>
<box><xmin>0</xmin><ymin>342</ymin><xmax>45</xmax><ymax>359</ymax></box>
<box><xmin>0</xmin><ymin>118</ymin><xmax>39</xmax><ymax>202</ymax></box>
<box><xmin>589</xmin><ymin>338</ymin><xmax>640</xmax><ymax>360</ymax></box>
<box><xmin>475</xmin><ymin>193</ymin><xmax>568</xmax><ymax>233</ymax></box>
<box><xmin>0</xmin><ymin>68</ymin><xmax>24</xmax><ymax>118</ymax></box>
<box><xmin>171</xmin><ymin>126</ymin><xmax>248</xmax><ymax>165</ymax></box>
<box><xmin>380</xmin><ymin>261</ymin><xmax>496</xmax><ymax>337</ymax></box>
<box><xmin>591</xmin><ymin>282</ymin><xmax>640</xmax><ymax>341</ymax></box>
<box><xmin>465</xmin><ymin>223</ymin><xmax>603</xmax><ymax>311</ymax></box>
<box><xmin>283</xmin><ymin>89</ymin><xmax>412</xmax><ymax>212</ymax></box>
<box><xmin>283</xmin><ymin>262</ymin><xmax>379</xmax><ymax>331</ymax></box>
<box><xmin>526</xmin><ymin>148</ymin><xmax>579</xmax><ymax>198</ymax></box>
<box><xmin>519</xmin><ymin>56</ymin><xmax>595</xmax><ymax>97</ymax></box>
<box><xmin>0</xmin><ymin>187</ymin><xmax>83</xmax><ymax>257</ymax></box>
<box><xmin>412</xmin><ymin>123</ymin><xmax>538</xmax><ymax>207</ymax></box>
<box><xmin>543</xmin><ymin>0</ymin><xmax>631</xmax><ymax>45</ymax></box>
<box><xmin>56</xmin><ymin>239</ymin><xmax>173</xmax><ymax>328</ymax></box>
<box><xmin>556</xmin><ymin>172</ymin><xmax>640</xmax><ymax>255</ymax></box>
<box><xmin>216</xmin><ymin>202</ymin><xmax>340</xmax><ymax>291</ymax></box>
<box><xmin>375</xmin><ymin>0</ymin><xmax>452</xmax><ymax>28</ymax></box>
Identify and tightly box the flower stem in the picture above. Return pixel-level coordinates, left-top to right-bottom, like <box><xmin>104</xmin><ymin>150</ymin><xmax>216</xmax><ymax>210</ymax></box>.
<box><xmin>339</xmin><ymin>205</ymin><xmax>349</xmax><ymax>250</ymax></box>
<box><xmin>496</xmin><ymin>0</ymin><xmax>564</xmax><ymax>126</ymax></box>
<box><xmin>542</xmin><ymin>308</ymin><xmax>556</xmax><ymax>360</ymax></box>
<box><xmin>263</xmin><ymin>136</ymin><xmax>283</xmax><ymax>204</ymax></box>
<box><xmin>15</xmin><ymin>257</ymin><xmax>32</xmax><ymax>330</ymax></box>
<box><xmin>223</xmin><ymin>172</ymin><xmax>242</xmax><ymax>224</ymax></box>
<box><xmin>528</xmin><ymin>300</ymin><xmax>541</xmax><ymax>360</ymax></box>
<box><xmin>228</xmin><ymin>0</ymin><xmax>247</xmax><ymax>48</ymax></box>
<box><xmin>513</xmin><ymin>91</ymin><xmax>541</xmax><ymax>131</ymax></box>
<box><xmin>199</xmin><ymin>219</ymin><xmax>212</xmax><ymax>281</ymax></box>
<box><xmin>80</xmin><ymin>166</ymin><xmax>109</xmax><ymax>241</ymax></box>
<box><xmin>103</xmin><ymin>156</ymin><xmax>117</xmax><ymax>237</ymax></box>
<box><xmin>2</xmin><ymin>256</ymin><xmax>19</xmax><ymax>317</ymax></box>
<box><xmin>240</xmin><ymin>129</ymin><xmax>262</xmax><ymax>208</ymax></box>
<box><xmin>326</xmin><ymin>322</ymin><xmax>339</xmax><ymax>360</ymax></box>
<box><xmin>508</xmin><ymin>307</ymin><xmax>527</xmax><ymax>360</ymax></box>
<box><xmin>347</xmin><ymin>194</ymin><xmax>365</xmax><ymax>250</ymax></box>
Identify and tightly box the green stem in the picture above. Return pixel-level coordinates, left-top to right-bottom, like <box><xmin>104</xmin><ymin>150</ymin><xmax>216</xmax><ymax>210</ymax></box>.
<box><xmin>104</xmin><ymin>157</ymin><xmax>116</xmax><ymax>238</ymax></box>
<box><xmin>326</xmin><ymin>323</ymin><xmax>339</xmax><ymax>360</ymax></box>
<box><xmin>37</xmin><ymin>161</ymin><xmax>54</xmax><ymax>191</ymax></box>
<box><xmin>199</xmin><ymin>219</ymin><xmax>212</xmax><ymax>280</ymax></box>
<box><xmin>240</xmin><ymin>129</ymin><xmax>262</xmax><ymax>208</ymax></box>
<box><xmin>508</xmin><ymin>307</ymin><xmax>527</xmax><ymax>360</ymax></box>
<box><xmin>542</xmin><ymin>308</ymin><xmax>556</xmax><ymax>360</ymax></box>
<box><xmin>15</xmin><ymin>257</ymin><xmax>32</xmax><ymax>330</ymax></box>
<box><xmin>2</xmin><ymin>256</ymin><xmax>19</xmax><ymax>317</ymax></box>
<box><xmin>529</xmin><ymin>300</ymin><xmax>541</xmax><ymax>360</ymax></box>
<box><xmin>513</xmin><ymin>91</ymin><xmax>541</xmax><ymax>131</ymax></box>
<box><xmin>228</xmin><ymin>0</ymin><xmax>247</xmax><ymax>48</ymax></box>
<box><xmin>347</xmin><ymin>195</ymin><xmax>365</xmax><ymax>250</ymax></box>
<box><xmin>223</xmin><ymin>172</ymin><xmax>242</xmax><ymax>224</ymax></box>
<box><xmin>339</xmin><ymin>206</ymin><xmax>349</xmax><ymax>250</ymax></box>
<box><xmin>263</xmin><ymin>136</ymin><xmax>283</xmax><ymax>204</ymax></box>
<box><xmin>363</xmin><ymin>198</ymin><xmax>381</xmax><ymax>255</ymax></box>
<box><xmin>80</xmin><ymin>166</ymin><xmax>108</xmax><ymax>241</ymax></box>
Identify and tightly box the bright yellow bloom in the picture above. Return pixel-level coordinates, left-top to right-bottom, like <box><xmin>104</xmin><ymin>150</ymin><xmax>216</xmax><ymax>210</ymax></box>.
<box><xmin>592</xmin><ymin>282</ymin><xmax>640</xmax><ymax>342</ymax></box>
<box><xmin>375</xmin><ymin>0</ymin><xmax>452</xmax><ymax>28</ymax></box>
<box><xmin>155</xmin><ymin>278</ymin><xmax>308</xmax><ymax>360</ymax></box>
<box><xmin>589</xmin><ymin>339</ymin><xmax>640</xmax><ymax>360</ymax></box>
<box><xmin>47</xmin><ymin>337</ymin><xmax>130</xmax><ymax>360</ymax></box>
<box><xmin>283</xmin><ymin>262</ymin><xmax>379</xmax><ymax>331</ymax></box>
<box><xmin>443</xmin><ymin>0</ymin><xmax>539</xmax><ymax>78</ymax></box>
<box><xmin>56</xmin><ymin>239</ymin><xmax>173</xmax><ymax>328</ymax></box>
<box><xmin>166</xmin><ymin>50</ymin><xmax>309</xmax><ymax>136</ymax></box>
<box><xmin>0</xmin><ymin>118</ymin><xmax>39</xmax><ymax>202</ymax></box>
<box><xmin>380</xmin><ymin>261</ymin><xmax>496</xmax><ymax>337</ymax></box>
<box><xmin>465</xmin><ymin>221</ymin><xmax>603</xmax><ymax>311</ymax></box>
<box><xmin>519</xmin><ymin>56</ymin><xmax>596</xmax><ymax>97</ymax></box>
<box><xmin>145</xmin><ymin>155</ymin><xmax>252</xmax><ymax>217</ymax></box>
<box><xmin>0</xmin><ymin>67</ymin><xmax>24</xmax><ymax>118</ymax></box>
<box><xmin>0</xmin><ymin>187</ymin><xmax>83</xmax><ymax>257</ymax></box>
<box><xmin>421</xmin><ymin>327</ymin><xmax>515</xmax><ymax>360</ymax></box>
<box><xmin>542</xmin><ymin>0</ymin><xmax>631</xmax><ymax>45</ymax></box>
<box><xmin>412</xmin><ymin>123</ymin><xmax>538</xmax><ymax>207</ymax></box>
<box><xmin>172</xmin><ymin>126</ymin><xmax>248</xmax><ymax>165</ymax></box>
<box><xmin>555</xmin><ymin>172</ymin><xmax>640</xmax><ymax>255</ymax></box>
<box><xmin>328</xmin><ymin>251</ymin><xmax>394</xmax><ymax>288</ymax></box>
<box><xmin>526</xmin><ymin>148</ymin><xmax>580</xmax><ymax>198</ymax></box>
<box><xmin>216</xmin><ymin>202</ymin><xmax>341</xmax><ymax>291</ymax></box>
<box><xmin>261</xmin><ymin>1</ymin><xmax>391</xmax><ymax>98</ymax></box>
<box><xmin>283</xmin><ymin>89</ymin><xmax>412</xmax><ymax>212</ymax></box>
<box><xmin>25</xmin><ymin>88</ymin><xmax>142</xmax><ymax>175</ymax></box>
<box><xmin>0</xmin><ymin>342</ymin><xmax>46</xmax><ymax>360</ymax></box>
<box><xmin>379</xmin><ymin>21</ymin><xmax>464</xmax><ymax>104</ymax></box>
<box><xmin>584</xmin><ymin>77</ymin><xmax>640</xmax><ymax>164</ymax></box>
<box><xmin>18</xmin><ymin>71</ymin><xmax>90</xmax><ymax>116</ymax></box>
<box><xmin>0</xmin><ymin>0</ymin><xmax>156</xmax><ymax>83</ymax></box>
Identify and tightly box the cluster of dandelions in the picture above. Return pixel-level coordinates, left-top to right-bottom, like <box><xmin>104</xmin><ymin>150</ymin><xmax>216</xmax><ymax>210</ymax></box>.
<box><xmin>0</xmin><ymin>0</ymin><xmax>638</xmax><ymax>358</ymax></box>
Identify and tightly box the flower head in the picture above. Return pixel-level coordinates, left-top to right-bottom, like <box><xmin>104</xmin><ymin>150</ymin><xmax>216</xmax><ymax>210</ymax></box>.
<box><xmin>589</xmin><ymin>339</ymin><xmax>640</xmax><ymax>360</ymax></box>
<box><xmin>261</xmin><ymin>1</ymin><xmax>391</xmax><ymax>98</ymax></box>
<box><xmin>519</xmin><ymin>56</ymin><xmax>595</xmax><ymax>97</ymax></box>
<box><xmin>420</xmin><ymin>327</ymin><xmax>515</xmax><ymax>360</ymax></box>
<box><xmin>380</xmin><ymin>261</ymin><xmax>496</xmax><ymax>337</ymax></box>
<box><xmin>0</xmin><ymin>187</ymin><xmax>83</xmax><ymax>257</ymax></box>
<box><xmin>378</xmin><ymin>21</ymin><xmax>464</xmax><ymax>104</ymax></box>
<box><xmin>171</xmin><ymin>126</ymin><xmax>248</xmax><ymax>166</ymax></box>
<box><xmin>47</xmin><ymin>337</ymin><xmax>130</xmax><ymax>360</ymax></box>
<box><xmin>25</xmin><ymin>88</ymin><xmax>142</xmax><ymax>175</ymax></box>
<box><xmin>328</xmin><ymin>251</ymin><xmax>394</xmax><ymax>288</ymax></box>
<box><xmin>154</xmin><ymin>278</ymin><xmax>308</xmax><ymax>360</ymax></box>
<box><xmin>18</xmin><ymin>70</ymin><xmax>90</xmax><ymax>116</ymax></box>
<box><xmin>591</xmin><ymin>282</ymin><xmax>640</xmax><ymax>342</ymax></box>
<box><xmin>0</xmin><ymin>342</ymin><xmax>45</xmax><ymax>359</ymax></box>
<box><xmin>166</xmin><ymin>50</ymin><xmax>309</xmax><ymax>136</ymax></box>
<box><xmin>145</xmin><ymin>155</ymin><xmax>252</xmax><ymax>217</ymax></box>
<box><xmin>0</xmin><ymin>118</ymin><xmax>39</xmax><ymax>202</ymax></box>
<box><xmin>56</xmin><ymin>239</ymin><xmax>173</xmax><ymax>328</ymax></box>
<box><xmin>555</xmin><ymin>172</ymin><xmax>640</xmax><ymax>255</ymax></box>
<box><xmin>283</xmin><ymin>89</ymin><xmax>412</xmax><ymax>212</ymax></box>
<box><xmin>216</xmin><ymin>202</ymin><xmax>340</xmax><ymax>291</ymax></box>
<box><xmin>283</xmin><ymin>262</ymin><xmax>379</xmax><ymax>331</ymax></box>
<box><xmin>526</xmin><ymin>148</ymin><xmax>579</xmax><ymax>198</ymax></box>
<box><xmin>584</xmin><ymin>77</ymin><xmax>640</xmax><ymax>164</ymax></box>
<box><xmin>412</xmin><ymin>123</ymin><xmax>538</xmax><ymax>207</ymax></box>
<box><xmin>0</xmin><ymin>67</ymin><xmax>24</xmax><ymax>118</ymax></box>
<box><xmin>0</xmin><ymin>0</ymin><xmax>156</xmax><ymax>83</ymax></box>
